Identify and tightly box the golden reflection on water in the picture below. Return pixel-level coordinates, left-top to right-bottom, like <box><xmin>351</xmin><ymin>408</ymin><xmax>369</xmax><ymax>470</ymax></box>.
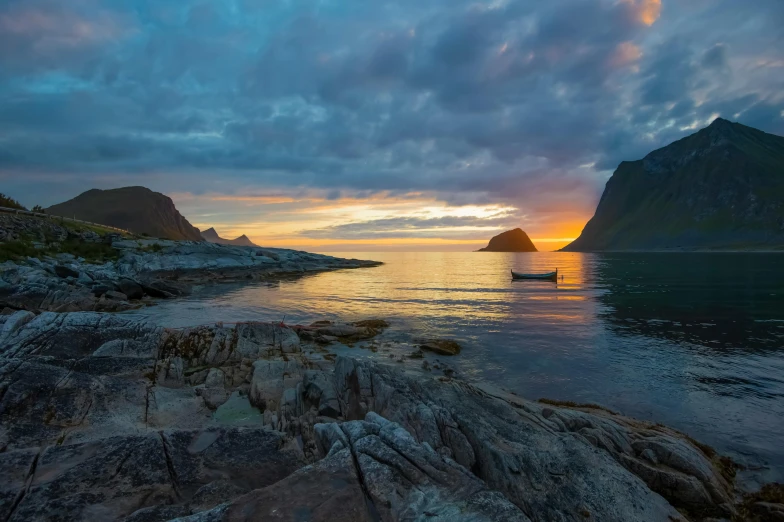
<box><xmin>292</xmin><ymin>251</ymin><xmax>596</xmax><ymax>325</ymax></box>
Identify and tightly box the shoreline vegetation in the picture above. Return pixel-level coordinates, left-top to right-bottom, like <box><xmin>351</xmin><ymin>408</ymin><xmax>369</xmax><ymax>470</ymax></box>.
<box><xmin>2</xmin><ymin>213</ymin><xmax>782</xmax><ymax>521</ymax></box>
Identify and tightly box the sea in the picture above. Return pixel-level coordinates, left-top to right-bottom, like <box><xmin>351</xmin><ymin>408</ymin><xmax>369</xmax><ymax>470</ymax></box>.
<box><xmin>123</xmin><ymin>251</ymin><xmax>784</xmax><ymax>484</ymax></box>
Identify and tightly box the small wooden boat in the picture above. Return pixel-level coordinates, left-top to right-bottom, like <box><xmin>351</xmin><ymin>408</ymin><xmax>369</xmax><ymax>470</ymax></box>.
<box><xmin>511</xmin><ymin>268</ymin><xmax>558</xmax><ymax>281</ymax></box>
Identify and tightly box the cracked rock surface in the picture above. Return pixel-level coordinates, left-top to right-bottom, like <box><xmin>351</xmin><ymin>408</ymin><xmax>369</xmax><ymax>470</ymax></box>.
<box><xmin>0</xmin><ymin>311</ymin><xmax>746</xmax><ymax>521</ymax></box>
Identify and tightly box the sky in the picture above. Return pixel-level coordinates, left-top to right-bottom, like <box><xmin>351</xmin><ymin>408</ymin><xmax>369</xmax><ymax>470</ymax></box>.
<box><xmin>1</xmin><ymin>0</ymin><xmax>783</xmax><ymax>251</ymax></box>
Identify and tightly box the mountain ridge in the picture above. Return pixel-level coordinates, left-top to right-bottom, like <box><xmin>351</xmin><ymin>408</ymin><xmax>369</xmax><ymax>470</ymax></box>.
<box><xmin>563</xmin><ymin>118</ymin><xmax>784</xmax><ymax>251</ymax></box>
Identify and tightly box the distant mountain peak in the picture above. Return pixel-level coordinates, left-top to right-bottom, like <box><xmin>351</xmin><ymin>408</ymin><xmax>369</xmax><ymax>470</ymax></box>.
<box><xmin>201</xmin><ymin>228</ymin><xmax>258</xmax><ymax>247</ymax></box>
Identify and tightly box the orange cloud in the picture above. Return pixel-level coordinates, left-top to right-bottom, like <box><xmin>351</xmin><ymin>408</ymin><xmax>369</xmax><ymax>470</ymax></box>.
<box><xmin>610</xmin><ymin>41</ymin><xmax>643</xmax><ymax>68</ymax></box>
<box><xmin>620</xmin><ymin>0</ymin><xmax>661</xmax><ymax>26</ymax></box>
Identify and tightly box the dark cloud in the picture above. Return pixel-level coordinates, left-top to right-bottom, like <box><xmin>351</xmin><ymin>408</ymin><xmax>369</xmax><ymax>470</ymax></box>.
<box><xmin>1</xmin><ymin>0</ymin><xmax>782</xmax><ymax>219</ymax></box>
<box><xmin>702</xmin><ymin>43</ymin><xmax>729</xmax><ymax>69</ymax></box>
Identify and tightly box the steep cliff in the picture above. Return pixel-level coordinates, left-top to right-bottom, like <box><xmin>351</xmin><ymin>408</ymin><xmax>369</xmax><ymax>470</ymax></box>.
<box><xmin>564</xmin><ymin>119</ymin><xmax>784</xmax><ymax>251</ymax></box>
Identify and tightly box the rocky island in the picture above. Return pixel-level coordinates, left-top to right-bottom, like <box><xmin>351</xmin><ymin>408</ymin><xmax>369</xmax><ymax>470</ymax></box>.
<box><xmin>564</xmin><ymin>119</ymin><xmax>784</xmax><ymax>252</ymax></box>
<box><xmin>477</xmin><ymin>228</ymin><xmax>538</xmax><ymax>252</ymax></box>
<box><xmin>1</xmin><ymin>211</ymin><xmax>781</xmax><ymax>522</ymax></box>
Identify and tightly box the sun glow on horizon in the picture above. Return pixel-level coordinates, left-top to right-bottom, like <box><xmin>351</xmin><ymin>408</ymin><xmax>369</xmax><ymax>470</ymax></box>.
<box><xmin>176</xmin><ymin>190</ymin><xmax>589</xmax><ymax>253</ymax></box>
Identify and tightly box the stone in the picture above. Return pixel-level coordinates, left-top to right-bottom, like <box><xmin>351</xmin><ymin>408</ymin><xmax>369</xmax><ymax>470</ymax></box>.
<box><xmin>54</xmin><ymin>264</ymin><xmax>79</xmax><ymax>278</ymax></box>
<box><xmin>179</xmin><ymin>448</ymin><xmax>370</xmax><ymax>522</ymax></box>
<box><xmin>204</xmin><ymin>368</ymin><xmax>225</xmax><ymax>388</ymax></box>
<box><xmin>91</xmin><ymin>284</ymin><xmax>112</xmax><ymax>297</ymax></box>
<box><xmin>419</xmin><ymin>339</ymin><xmax>462</xmax><ymax>356</ymax></box>
<box><xmin>104</xmin><ymin>290</ymin><xmax>129</xmax><ymax>301</ymax></box>
<box><xmin>188</xmin><ymin>480</ymin><xmax>247</xmax><ymax>512</ymax></box>
<box><xmin>8</xmin><ymin>434</ymin><xmax>176</xmax><ymax>521</ymax></box>
<box><xmin>303</xmin><ymin>370</ymin><xmax>341</xmax><ymax>418</ymax></box>
<box><xmin>117</xmin><ymin>278</ymin><xmax>145</xmax><ymax>300</ymax></box>
<box><xmin>249</xmin><ymin>360</ymin><xmax>303</xmax><ymax>412</ymax></box>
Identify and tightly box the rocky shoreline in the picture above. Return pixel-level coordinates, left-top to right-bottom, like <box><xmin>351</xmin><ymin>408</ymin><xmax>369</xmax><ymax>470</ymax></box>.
<box><xmin>1</xmin><ymin>214</ymin><xmax>782</xmax><ymax>521</ymax></box>
<box><xmin>1</xmin><ymin>213</ymin><xmax>380</xmax><ymax>314</ymax></box>
<box><xmin>2</xmin><ymin>310</ymin><xmax>779</xmax><ymax>521</ymax></box>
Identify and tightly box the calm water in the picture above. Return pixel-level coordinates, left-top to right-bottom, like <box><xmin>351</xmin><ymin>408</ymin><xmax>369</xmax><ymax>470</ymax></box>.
<box><xmin>125</xmin><ymin>252</ymin><xmax>784</xmax><ymax>483</ymax></box>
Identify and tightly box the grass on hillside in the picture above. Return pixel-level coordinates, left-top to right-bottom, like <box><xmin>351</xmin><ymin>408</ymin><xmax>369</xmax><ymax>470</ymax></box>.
<box><xmin>0</xmin><ymin>238</ymin><xmax>121</xmax><ymax>264</ymax></box>
<box><xmin>45</xmin><ymin>215</ymin><xmax>133</xmax><ymax>238</ymax></box>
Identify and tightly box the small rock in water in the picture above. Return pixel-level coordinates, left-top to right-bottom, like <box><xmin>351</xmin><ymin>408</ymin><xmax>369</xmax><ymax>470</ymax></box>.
<box><xmin>419</xmin><ymin>339</ymin><xmax>462</xmax><ymax>356</ymax></box>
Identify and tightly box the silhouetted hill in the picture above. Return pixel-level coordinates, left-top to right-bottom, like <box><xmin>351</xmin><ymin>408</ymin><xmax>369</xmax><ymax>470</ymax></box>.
<box><xmin>477</xmin><ymin>228</ymin><xmax>538</xmax><ymax>252</ymax></box>
<box><xmin>564</xmin><ymin>119</ymin><xmax>784</xmax><ymax>251</ymax></box>
<box><xmin>46</xmin><ymin>187</ymin><xmax>203</xmax><ymax>241</ymax></box>
<box><xmin>201</xmin><ymin>227</ymin><xmax>258</xmax><ymax>247</ymax></box>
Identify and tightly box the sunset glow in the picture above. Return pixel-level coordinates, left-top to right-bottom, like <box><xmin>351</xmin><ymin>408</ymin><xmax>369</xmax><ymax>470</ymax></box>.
<box><xmin>2</xmin><ymin>0</ymin><xmax>781</xmax><ymax>253</ymax></box>
<box><xmin>174</xmin><ymin>191</ymin><xmax>588</xmax><ymax>252</ymax></box>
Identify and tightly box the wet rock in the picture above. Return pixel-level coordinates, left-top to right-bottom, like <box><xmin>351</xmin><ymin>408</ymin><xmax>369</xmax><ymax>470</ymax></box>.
<box><xmin>419</xmin><ymin>339</ymin><xmax>462</xmax><ymax>356</ymax></box>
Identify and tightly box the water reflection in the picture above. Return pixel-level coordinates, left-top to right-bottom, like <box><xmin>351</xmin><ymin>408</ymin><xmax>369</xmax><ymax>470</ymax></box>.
<box><xmin>595</xmin><ymin>253</ymin><xmax>784</xmax><ymax>351</ymax></box>
<box><xmin>123</xmin><ymin>251</ymin><xmax>784</xmax><ymax>482</ymax></box>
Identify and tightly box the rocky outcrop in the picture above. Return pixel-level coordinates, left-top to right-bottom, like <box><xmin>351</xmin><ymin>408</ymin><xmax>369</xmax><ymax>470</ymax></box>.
<box><xmin>200</xmin><ymin>228</ymin><xmax>258</xmax><ymax>247</ymax></box>
<box><xmin>0</xmin><ymin>311</ymin><xmax>747</xmax><ymax>521</ymax></box>
<box><xmin>477</xmin><ymin>228</ymin><xmax>538</xmax><ymax>252</ymax></box>
<box><xmin>564</xmin><ymin>118</ymin><xmax>784</xmax><ymax>251</ymax></box>
<box><xmin>46</xmin><ymin>186</ymin><xmax>203</xmax><ymax>241</ymax></box>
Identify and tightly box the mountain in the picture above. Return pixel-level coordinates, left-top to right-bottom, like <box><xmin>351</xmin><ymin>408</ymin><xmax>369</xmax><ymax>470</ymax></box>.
<box><xmin>46</xmin><ymin>186</ymin><xmax>203</xmax><ymax>241</ymax></box>
<box><xmin>201</xmin><ymin>227</ymin><xmax>258</xmax><ymax>247</ymax></box>
<box><xmin>564</xmin><ymin>118</ymin><xmax>784</xmax><ymax>251</ymax></box>
<box><xmin>477</xmin><ymin>228</ymin><xmax>538</xmax><ymax>252</ymax></box>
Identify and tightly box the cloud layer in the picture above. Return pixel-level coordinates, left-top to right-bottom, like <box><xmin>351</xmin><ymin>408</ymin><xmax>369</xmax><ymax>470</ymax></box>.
<box><xmin>2</xmin><ymin>0</ymin><xmax>783</xmax><ymax>248</ymax></box>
